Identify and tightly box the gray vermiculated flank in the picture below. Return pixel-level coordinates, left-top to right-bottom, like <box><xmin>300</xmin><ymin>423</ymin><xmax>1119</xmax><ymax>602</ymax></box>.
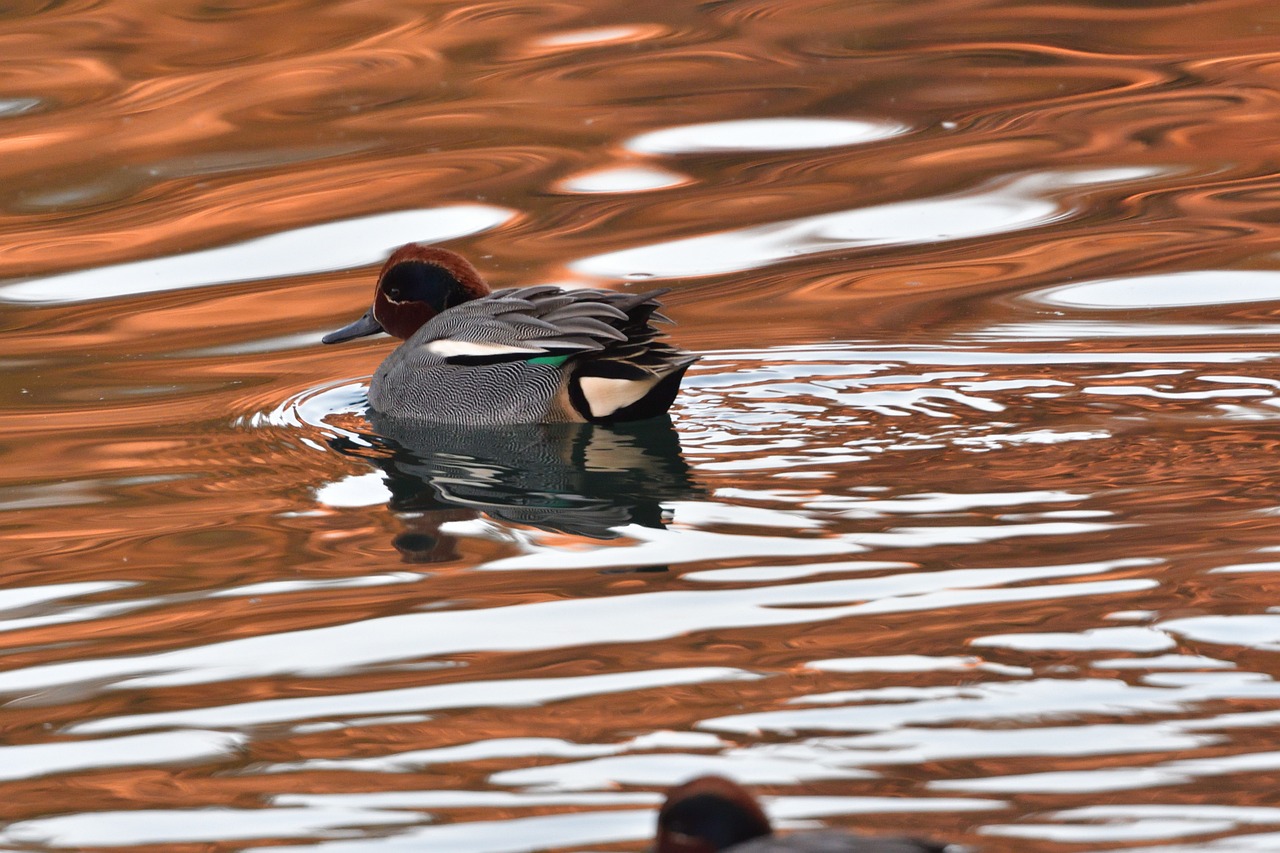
<box><xmin>370</xmin><ymin>358</ymin><xmax>567</xmax><ymax>424</ymax></box>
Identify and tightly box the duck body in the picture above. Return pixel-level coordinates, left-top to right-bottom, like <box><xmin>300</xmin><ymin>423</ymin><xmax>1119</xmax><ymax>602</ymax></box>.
<box><xmin>725</xmin><ymin>833</ymin><xmax>949</xmax><ymax>853</ymax></box>
<box><xmin>657</xmin><ymin>776</ymin><xmax>952</xmax><ymax>853</ymax></box>
<box><xmin>324</xmin><ymin>246</ymin><xmax>696</xmax><ymax>425</ymax></box>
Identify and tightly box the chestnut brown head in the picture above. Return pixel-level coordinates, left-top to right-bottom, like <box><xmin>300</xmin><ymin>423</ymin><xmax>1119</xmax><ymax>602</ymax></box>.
<box><xmin>323</xmin><ymin>244</ymin><xmax>491</xmax><ymax>344</ymax></box>
<box><xmin>656</xmin><ymin>776</ymin><xmax>773</xmax><ymax>853</ymax></box>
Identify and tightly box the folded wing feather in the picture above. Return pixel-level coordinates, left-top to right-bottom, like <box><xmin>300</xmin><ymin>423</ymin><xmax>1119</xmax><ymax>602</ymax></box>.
<box><xmin>416</xmin><ymin>287</ymin><xmax>664</xmax><ymax>364</ymax></box>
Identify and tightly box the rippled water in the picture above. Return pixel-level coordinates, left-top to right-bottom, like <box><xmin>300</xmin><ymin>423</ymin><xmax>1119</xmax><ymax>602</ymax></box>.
<box><xmin>5</xmin><ymin>1</ymin><xmax>1280</xmax><ymax>851</ymax></box>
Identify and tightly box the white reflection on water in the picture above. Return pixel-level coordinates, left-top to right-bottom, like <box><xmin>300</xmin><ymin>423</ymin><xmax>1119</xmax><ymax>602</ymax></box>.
<box><xmin>0</xmin><ymin>97</ymin><xmax>41</xmax><ymax>116</ymax></box>
<box><xmin>70</xmin><ymin>668</ymin><xmax>755</xmax><ymax>734</ymax></box>
<box><xmin>975</xmin><ymin>321</ymin><xmax>1280</xmax><ymax>340</ymax></box>
<box><xmin>0</xmin><ymin>730</ymin><xmax>243</xmax><ymax>782</ymax></box>
<box><xmin>933</xmin><ymin>744</ymin><xmax>1280</xmax><ymax>794</ymax></box>
<box><xmin>487</xmin><ymin>521</ymin><xmax>1125</xmax><ymax>571</ymax></box>
<box><xmin>1094</xmin><ymin>654</ymin><xmax>1235</xmax><ymax>670</ymax></box>
<box><xmin>1211</xmin><ymin>561</ymin><xmax>1280</xmax><ymax>573</ymax></box>
<box><xmin>1106</xmin><ymin>831</ymin><xmax>1280</xmax><ymax>852</ymax></box>
<box><xmin>0</xmin><ymin>580</ymin><xmax>131</xmax><ymax>611</ymax></box>
<box><xmin>986</xmin><ymin>818</ymin><xmax>1239</xmax><ymax>843</ymax></box>
<box><xmin>822</xmin><ymin>489</ymin><xmax>1088</xmax><ymax>517</ymax></box>
<box><xmin>263</xmin><ymin>737</ymin><xmax>630</xmax><ymax>775</ymax></box>
<box><xmin>809</xmin><ymin>655</ymin><xmax>1032</xmax><ymax>676</ymax></box>
<box><xmin>757</xmin><ymin>723</ymin><xmax>1216</xmax><ymax>766</ymax></box>
<box><xmin>574</xmin><ymin>169</ymin><xmax>1156</xmax><ymax>279</ymax></box>
<box><xmin>490</xmin><ymin>752</ymin><xmax>874</xmax><ymax>789</ymax></box>
<box><xmin>557</xmin><ymin>165</ymin><xmax>689</xmax><ymax>193</ymax></box>
<box><xmin>533</xmin><ymin>25</ymin><xmax>654</xmax><ymax>48</ymax></box>
<box><xmin>0</xmin><ymin>805</ymin><xmax>421</xmax><ymax>848</ymax></box>
<box><xmin>1031</xmin><ymin>270</ymin><xmax>1280</xmax><ymax>309</ymax></box>
<box><xmin>698</xmin><ymin>348</ymin><xmax>1279</xmax><ymax>365</ymax></box>
<box><xmin>259</xmin><ymin>810</ymin><xmax>656</xmax><ymax>853</ymax></box>
<box><xmin>986</xmin><ymin>805</ymin><xmax>1280</xmax><ymax>845</ymax></box>
<box><xmin>972</xmin><ymin>626</ymin><xmax>1176</xmax><ymax>652</ymax></box>
<box><xmin>315</xmin><ymin>471</ymin><xmax>392</xmax><ymax>508</ymax></box>
<box><xmin>276</xmin><ymin>790</ymin><xmax>661</xmax><ymax>809</ymax></box>
<box><xmin>263</xmin><ymin>733</ymin><xmax>723</xmax><ymax>777</ymax></box>
<box><xmin>627</xmin><ymin>117</ymin><xmax>906</xmax><ymax>153</ymax></box>
<box><xmin>0</xmin><ymin>562</ymin><xmax>1143</xmax><ymax>696</ymax></box>
<box><xmin>0</xmin><ymin>205</ymin><xmax>513</xmax><ymax>303</ymax></box>
<box><xmin>1162</xmin><ymin>614</ymin><xmax>1280</xmax><ymax>650</ymax></box>
<box><xmin>700</xmin><ymin>673</ymin><xmax>1280</xmax><ymax>735</ymax></box>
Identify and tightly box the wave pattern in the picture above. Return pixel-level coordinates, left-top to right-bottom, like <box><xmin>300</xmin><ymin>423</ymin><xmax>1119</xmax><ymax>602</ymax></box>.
<box><xmin>4</xmin><ymin>1</ymin><xmax>1280</xmax><ymax>851</ymax></box>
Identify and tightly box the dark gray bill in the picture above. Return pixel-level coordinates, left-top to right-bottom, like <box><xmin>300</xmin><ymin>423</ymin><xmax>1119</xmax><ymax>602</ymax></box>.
<box><xmin>322</xmin><ymin>310</ymin><xmax>384</xmax><ymax>344</ymax></box>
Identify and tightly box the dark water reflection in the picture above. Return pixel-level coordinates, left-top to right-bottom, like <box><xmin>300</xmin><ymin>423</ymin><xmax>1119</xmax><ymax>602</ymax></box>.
<box><xmin>5</xmin><ymin>0</ymin><xmax>1280</xmax><ymax>851</ymax></box>
<box><xmin>347</xmin><ymin>415</ymin><xmax>699</xmax><ymax>546</ymax></box>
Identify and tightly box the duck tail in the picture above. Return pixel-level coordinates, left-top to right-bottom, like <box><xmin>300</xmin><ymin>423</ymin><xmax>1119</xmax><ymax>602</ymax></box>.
<box><xmin>568</xmin><ymin>346</ymin><xmax>697</xmax><ymax>423</ymax></box>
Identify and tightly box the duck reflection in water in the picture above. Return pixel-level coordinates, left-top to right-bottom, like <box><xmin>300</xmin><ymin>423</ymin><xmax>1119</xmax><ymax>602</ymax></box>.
<box><xmin>331</xmin><ymin>413</ymin><xmax>701</xmax><ymax>562</ymax></box>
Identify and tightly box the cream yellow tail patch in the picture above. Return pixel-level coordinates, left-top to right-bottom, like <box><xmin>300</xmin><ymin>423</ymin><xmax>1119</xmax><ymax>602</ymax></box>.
<box><xmin>578</xmin><ymin>375</ymin><xmax>661</xmax><ymax>419</ymax></box>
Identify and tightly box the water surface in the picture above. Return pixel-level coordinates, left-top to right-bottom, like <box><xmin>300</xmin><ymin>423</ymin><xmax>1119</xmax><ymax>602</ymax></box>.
<box><xmin>4</xmin><ymin>1</ymin><xmax>1280</xmax><ymax>851</ymax></box>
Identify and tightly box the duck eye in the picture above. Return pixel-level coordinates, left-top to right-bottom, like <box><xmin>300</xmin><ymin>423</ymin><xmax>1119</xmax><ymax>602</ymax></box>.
<box><xmin>381</xmin><ymin>261</ymin><xmax>455</xmax><ymax>310</ymax></box>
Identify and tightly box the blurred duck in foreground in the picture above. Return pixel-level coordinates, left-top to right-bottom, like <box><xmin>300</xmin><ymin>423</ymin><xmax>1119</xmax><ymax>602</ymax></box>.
<box><xmin>323</xmin><ymin>244</ymin><xmax>696</xmax><ymax>424</ymax></box>
<box><xmin>656</xmin><ymin>776</ymin><xmax>953</xmax><ymax>853</ymax></box>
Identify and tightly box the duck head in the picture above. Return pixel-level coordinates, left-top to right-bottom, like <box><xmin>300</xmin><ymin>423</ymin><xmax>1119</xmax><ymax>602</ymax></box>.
<box><xmin>322</xmin><ymin>244</ymin><xmax>491</xmax><ymax>344</ymax></box>
<box><xmin>656</xmin><ymin>776</ymin><xmax>772</xmax><ymax>853</ymax></box>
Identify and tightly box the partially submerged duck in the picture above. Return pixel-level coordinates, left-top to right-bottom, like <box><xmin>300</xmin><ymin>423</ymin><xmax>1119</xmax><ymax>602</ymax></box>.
<box><xmin>656</xmin><ymin>776</ymin><xmax>952</xmax><ymax>853</ymax></box>
<box><xmin>323</xmin><ymin>245</ymin><xmax>696</xmax><ymax>424</ymax></box>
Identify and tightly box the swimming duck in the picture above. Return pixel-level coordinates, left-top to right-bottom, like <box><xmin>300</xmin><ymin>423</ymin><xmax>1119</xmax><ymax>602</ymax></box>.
<box><xmin>323</xmin><ymin>244</ymin><xmax>696</xmax><ymax>424</ymax></box>
<box><xmin>656</xmin><ymin>776</ymin><xmax>951</xmax><ymax>853</ymax></box>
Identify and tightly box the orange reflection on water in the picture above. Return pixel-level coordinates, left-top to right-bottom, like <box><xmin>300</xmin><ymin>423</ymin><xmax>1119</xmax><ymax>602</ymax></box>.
<box><xmin>4</xmin><ymin>1</ymin><xmax>1280</xmax><ymax>851</ymax></box>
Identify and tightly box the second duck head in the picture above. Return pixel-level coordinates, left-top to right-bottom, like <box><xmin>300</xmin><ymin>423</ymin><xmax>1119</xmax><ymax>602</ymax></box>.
<box><xmin>655</xmin><ymin>776</ymin><xmax>950</xmax><ymax>853</ymax></box>
<box><xmin>657</xmin><ymin>775</ymin><xmax>772</xmax><ymax>853</ymax></box>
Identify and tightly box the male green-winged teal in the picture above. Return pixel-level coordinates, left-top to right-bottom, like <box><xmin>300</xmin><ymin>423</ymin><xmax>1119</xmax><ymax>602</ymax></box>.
<box><xmin>323</xmin><ymin>244</ymin><xmax>696</xmax><ymax>424</ymax></box>
<box><xmin>657</xmin><ymin>776</ymin><xmax>951</xmax><ymax>853</ymax></box>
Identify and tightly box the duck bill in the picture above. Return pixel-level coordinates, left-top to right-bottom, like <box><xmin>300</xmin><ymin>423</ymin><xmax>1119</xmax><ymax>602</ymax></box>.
<box><xmin>322</xmin><ymin>310</ymin><xmax>384</xmax><ymax>344</ymax></box>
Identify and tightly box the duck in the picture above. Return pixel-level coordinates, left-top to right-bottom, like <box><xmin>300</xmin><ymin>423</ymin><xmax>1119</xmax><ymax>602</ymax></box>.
<box><xmin>323</xmin><ymin>244</ymin><xmax>697</xmax><ymax>424</ymax></box>
<box><xmin>656</xmin><ymin>776</ymin><xmax>953</xmax><ymax>853</ymax></box>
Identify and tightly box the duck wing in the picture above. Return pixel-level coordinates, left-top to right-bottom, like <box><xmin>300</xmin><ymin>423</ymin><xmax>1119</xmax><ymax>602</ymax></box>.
<box><xmin>412</xmin><ymin>286</ymin><xmax>669</xmax><ymax>364</ymax></box>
